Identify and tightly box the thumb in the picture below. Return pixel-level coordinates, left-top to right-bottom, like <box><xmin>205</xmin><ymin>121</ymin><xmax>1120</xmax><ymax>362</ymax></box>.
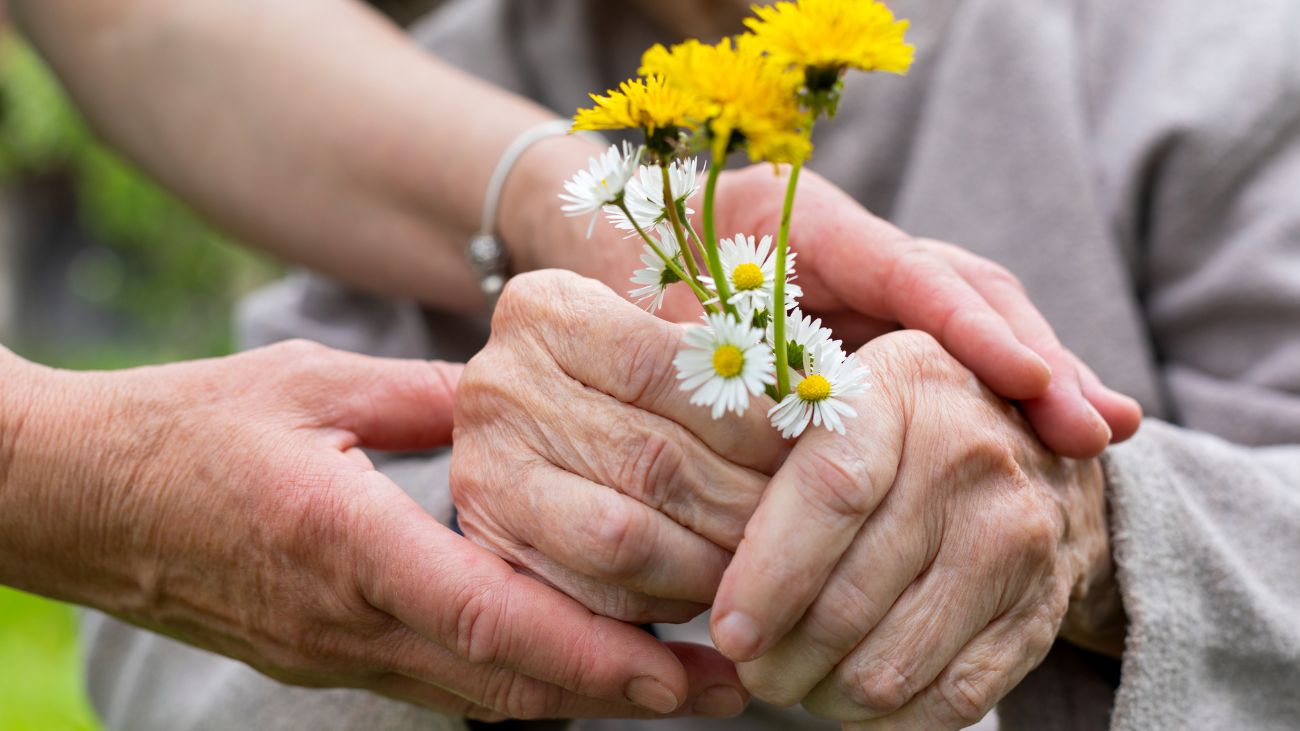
<box><xmin>328</xmin><ymin>356</ymin><xmax>462</xmax><ymax>451</ymax></box>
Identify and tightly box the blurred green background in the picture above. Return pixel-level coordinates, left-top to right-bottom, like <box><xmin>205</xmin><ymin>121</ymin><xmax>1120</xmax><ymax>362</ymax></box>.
<box><xmin>0</xmin><ymin>32</ymin><xmax>278</xmax><ymax>731</ymax></box>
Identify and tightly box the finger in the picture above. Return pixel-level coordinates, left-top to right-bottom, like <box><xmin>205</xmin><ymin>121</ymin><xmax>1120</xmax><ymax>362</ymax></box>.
<box><xmin>497</xmin><ymin>270</ymin><xmax>788</xmax><ymax>474</ymax></box>
<box><xmin>532</xmin><ymin>371</ymin><xmax>771</xmax><ymax>550</ymax></box>
<box><xmin>461</xmin><ymin>461</ymin><xmax>732</xmax><ymax>610</ymax></box>
<box><xmin>937</xmin><ymin>245</ymin><xmax>1112</xmax><ymax>458</ymax></box>
<box><xmin>1072</xmin><ymin>354</ymin><xmax>1142</xmax><ymax>443</ymax></box>
<box><xmin>809</xmin><ymin>309</ymin><xmax>898</xmax><ymax>352</ymax></box>
<box><xmin>321</xmin><ymin>350</ymin><xmax>462</xmax><ymax>450</ymax></box>
<box><xmin>710</xmin><ymin>364</ymin><xmax>906</xmax><ymax>662</ymax></box>
<box><xmin>840</xmin><ymin>605</ymin><xmax>1058</xmax><ymax>731</ymax></box>
<box><xmin>1019</xmin><ymin>362</ymin><xmax>1111</xmax><ymax>460</ymax></box>
<box><xmin>938</xmin><ymin>244</ymin><xmax>1142</xmax><ymax>446</ymax></box>
<box><xmin>356</xmin><ymin>486</ymin><xmax>694</xmax><ymax>715</ymax></box>
<box><xmin>801</xmin><ymin>558</ymin><xmax>1009</xmax><ymax>721</ymax></box>
<box><xmin>368</xmin><ymin>671</ymin><xmax>505</xmax><ymax>721</ymax></box>
<box><xmin>375</xmin><ymin>639</ymin><xmax>749</xmax><ymax>720</ymax></box>
<box><xmin>809</xmin><ymin>235</ymin><xmax>1052</xmax><ymax>401</ymax></box>
<box><xmin>735</xmin><ymin>479</ymin><xmax>934</xmax><ymax>707</ymax></box>
<box><xmin>343</xmin><ymin>447</ymin><xmax>374</xmax><ymax>468</ymax></box>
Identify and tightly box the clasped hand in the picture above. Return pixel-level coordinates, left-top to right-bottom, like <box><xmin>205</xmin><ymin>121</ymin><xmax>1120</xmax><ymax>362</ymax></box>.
<box><xmin>453</xmin><ymin>270</ymin><xmax>1122</xmax><ymax>728</ymax></box>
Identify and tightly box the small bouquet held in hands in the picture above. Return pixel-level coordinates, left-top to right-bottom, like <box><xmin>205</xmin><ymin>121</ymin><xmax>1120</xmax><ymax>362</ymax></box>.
<box><xmin>559</xmin><ymin>0</ymin><xmax>913</xmax><ymax>438</ymax></box>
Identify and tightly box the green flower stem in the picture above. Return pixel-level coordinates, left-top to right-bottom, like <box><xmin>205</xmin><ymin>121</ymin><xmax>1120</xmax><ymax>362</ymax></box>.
<box><xmin>684</xmin><ymin>218</ymin><xmax>710</xmax><ymax>263</ymax></box>
<box><xmin>660</xmin><ymin>164</ymin><xmax>703</xmax><ymax>289</ymax></box>
<box><xmin>702</xmin><ymin>134</ymin><xmax>735</xmax><ymax>316</ymax></box>
<box><xmin>617</xmin><ymin>200</ymin><xmax>716</xmax><ymax>309</ymax></box>
<box><xmin>772</xmin><ymin>160</ymin><xmax>803</xmax><ymax>400</ymax></box>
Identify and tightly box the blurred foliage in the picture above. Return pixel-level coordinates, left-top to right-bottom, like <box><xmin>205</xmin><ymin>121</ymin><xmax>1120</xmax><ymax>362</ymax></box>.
<box><xmin>0</xmin><ymin>589</ymin><xmax>99</xmax><ymax>731</ymax></box>
<box><xmin>0</xmin><ymin>32</ymin><xmax>280</xmax><ymax>363</ymax></box>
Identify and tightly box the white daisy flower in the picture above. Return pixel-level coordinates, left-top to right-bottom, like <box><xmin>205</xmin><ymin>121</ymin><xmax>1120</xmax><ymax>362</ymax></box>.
<box><xmin>628</xmin><ymin>224</ymin><xmax>683</xmax><ymax>313</ymax></box>
<box><xmin>768</xmin><ymin>342</ymin><xmax>871</xmax><ymax>438</ymax></box>
<box><xmin>674</xmin><ymin>313</ymin><xmax>776</xmax><ymax>419</ymax></box>
<box><xmin>769</xmin><ymin>308</ymin><xmax>839</xmax><ymax>372</ymax></box>
<box><xmin>700</xmin><ymin>233</ymin><xmax>803</xmax><ymax>311</ymax></box>
<box><xmin>559</xmin><ymin>142</ymin><xmax>642</xmax><ymax>237</ymax></box>
<box><xmin>606</xmin><ymin>157</ymin><xmax>702</xmax><ymax>233</ymax></box>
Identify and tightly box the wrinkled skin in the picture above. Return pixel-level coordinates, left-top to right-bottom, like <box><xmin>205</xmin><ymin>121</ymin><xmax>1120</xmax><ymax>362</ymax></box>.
<box><xmin>453</xmin><ymin>272</ymin><xmax>1124</xmax><ymax>729</ymax></box>
<box><xmin>711</xmin><ymin>329</ymin><xmax>1123</xmax><ymax>729</ymax></box>
<box><xmin>540</xmin><ymin>163</ymin><xmax>1141</xmax><ymax>459</ymax></box>
<box><xmin>451</xmin><ymin>271</ymin><xmax>787</xmax><ymax>624</ymax></box>
<box><xmin>713</xmin><ymin>165</ymin><xmax>1142</xmax><ymax>458</ymax></box>
<box><xmin>0</xmin><ymin>341</ymin><xmax>748</xmax><ymax>721</ymax></box>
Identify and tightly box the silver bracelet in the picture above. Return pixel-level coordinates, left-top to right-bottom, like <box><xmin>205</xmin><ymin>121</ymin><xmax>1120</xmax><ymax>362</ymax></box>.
<box><xmin>468</xmin><ymin>119</ymin><xmax>601</xmax><ymax>311</ymax></box>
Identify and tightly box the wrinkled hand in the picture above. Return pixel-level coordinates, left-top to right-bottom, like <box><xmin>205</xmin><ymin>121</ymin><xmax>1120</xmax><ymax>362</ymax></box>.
<box><xmin>452</xmin><ymin>270</ymin><xmax>784</xmax><ymax>630</ymax></box>
<box><xmin>0</xmin><ymin>341</ymin><xmax>744</xmax><ymax>721</ymax></box>
<box><xmin>713</xmin><ymin>165</ymin><xmax>1142</xmax><ymax>459</ymax></box>
<box><xmin>710</xmin><ymin>331</ymin><xmax>1124</xmax><ymax>729</ymax></box>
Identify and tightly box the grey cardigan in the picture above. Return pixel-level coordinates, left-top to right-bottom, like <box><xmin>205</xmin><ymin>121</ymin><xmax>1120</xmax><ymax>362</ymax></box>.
<box><xmin>82</xmin><ymin>1</ymin><xmax>1300</xmax><ymax>729</ymax></box>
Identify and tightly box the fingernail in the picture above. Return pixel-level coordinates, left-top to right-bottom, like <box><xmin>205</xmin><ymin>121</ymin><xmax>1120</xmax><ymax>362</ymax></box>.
<box><xmin>1088</xmin><ymin>402</ymin><xmax>1113</xmax><ymax>443</ymax></box>
<box><xmin>713</xmin><ymin>611</ymin><xmax>762</xmax><ymax>660</ymax></box>
<box><xmin>625</xmin><ymin>676</ymin><xmax>681</xmax><ymax>714</ymax></box>
<box><xmin>1032</xmin><ymin>350</ymin><xmax>1053</xmax><ymax>378</ymax></box>
<box><xmin>692</xmin><ymin>686</ymin><xmax>746</xmax><ymax>717</ymax></box>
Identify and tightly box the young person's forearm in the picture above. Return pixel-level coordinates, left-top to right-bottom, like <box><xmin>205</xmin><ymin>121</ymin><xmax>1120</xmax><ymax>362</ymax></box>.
<box><xmin>9</xmin><ymin>0</ymin><xmax>602</xmax><ymax>311</ymax></box>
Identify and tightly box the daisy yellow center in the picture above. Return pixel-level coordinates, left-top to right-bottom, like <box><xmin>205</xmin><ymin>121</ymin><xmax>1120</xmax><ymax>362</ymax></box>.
<box><xmin>731</xmin><ymin>262</ymin><xmax>765</xmax><ymax>291</ymax></box>
<box><xmin>712</xmin><ymin>345</ymin><xmax>745</xmax><ymax>378</ymax></box>
<box><xmin>797</xmin><ymin>374</ymin><xmax>832</xmax><ymax>402</ymax></box>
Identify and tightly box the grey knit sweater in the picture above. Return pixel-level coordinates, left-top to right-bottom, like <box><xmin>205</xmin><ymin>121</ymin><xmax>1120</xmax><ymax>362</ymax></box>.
<box><xmin>82</xmin><ymin>1</ymin><xmax>1300</xmax><ymax>729</ymax></box>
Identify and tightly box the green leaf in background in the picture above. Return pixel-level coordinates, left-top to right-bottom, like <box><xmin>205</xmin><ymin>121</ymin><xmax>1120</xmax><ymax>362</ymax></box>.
<box><xmin>0</xmin><ymin>588</ymin><xmax>99</xmax><ymax>731</ymax></box>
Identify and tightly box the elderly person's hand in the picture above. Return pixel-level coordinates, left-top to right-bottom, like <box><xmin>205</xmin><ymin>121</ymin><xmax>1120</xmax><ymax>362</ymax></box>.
<box><xmin>0</xmin><ymin>341</ymin><xmax>746</xmax><ymax>721</ymax></box>
<box><xmin>709</xmin><ymin>330</ymin><xmax>1126</xmax><ymax>729</ymax></box>
<box><xmin>451</xmin><ymin>270</ymin><xmax>785</xmax><ymax>631</ymax></box>
<box><xmin>539</xmin><ymin>161</ymin><xmax>1139</xmax><ymax>457</ymax></box>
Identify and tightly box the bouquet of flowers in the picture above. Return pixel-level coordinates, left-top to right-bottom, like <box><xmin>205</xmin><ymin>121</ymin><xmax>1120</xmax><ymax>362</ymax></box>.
<box><xmin>559</xmin><ymin>0</ymin><xmax>913</xmax><ymax>438</ymax></box>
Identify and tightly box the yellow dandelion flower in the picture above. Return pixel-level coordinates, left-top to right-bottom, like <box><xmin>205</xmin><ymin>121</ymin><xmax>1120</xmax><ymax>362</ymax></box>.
<box><xmin>640</xmin><ymin>38</ymin><xmax>811</xmax><ymax>164</ymax></box>
<box><xmin>744</xmin><ymin>0</ymin><xmax>915</xmax><ymax>76</ymax></box>
<box><xmin>746</xmin><ymin>128</ymin><xmax>813</xmax><ymax>165</ymax></box>
<box><xmin>572</xmin><ymin>75</ymin><xmax>714</xmax><ymax>135</ymax></box>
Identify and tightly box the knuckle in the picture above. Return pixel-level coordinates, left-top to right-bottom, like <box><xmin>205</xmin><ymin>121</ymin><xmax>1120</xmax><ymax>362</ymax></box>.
<box><xmin>981</xmin><ymin>261</ymin><xmax>1026</xmax><ymax>294</ymax></box>
<box><xmin>794</xmin><ymin>447</ymin><xmax>878</xmax><ymax>522</ymax></box>
<box><xmin>274</xmin><ymin>338</ymin><xmax>330</xmax><ymax>359</ymax></box>
<box><xmin>451</xmin><ymin>577</ymin><xmax>511</xmax><ymax>665</ymax></box>
<box><xmin>1024</xmin><ymin>598</ymin><xmax>1066</xmax><ymax>659</ymax></box>
<box><xmin>583</xmin><ymin>499</ymin><xmax>657</xmax><ymax>582</ymax></box>
<box><xmin>884</xmin><ymin>246</ymin><xmax>940</xmax><ymax>296</ymax></box>
<box><xmin>873</xmin><ymin>329</ymin><xmax>953</xmax><ymax>382</ymax></box>
<box><xmin>997</xmin><ymin>489</ymin><xmax>1063</xmax><ymax>567</ymax></box>
<box><xmin>452</xmin><ymin>355</ymin><xmax>516</xmax><ymax>427</ymax></box>
<box><xmin>936</xmin><ymin>673</ymin><xmax>994</xmax><ymax>725</ymax></box>
<box><xmin>495</xmin><ymin>270</ymin><xmax>558</xmax><ymax>315</ymax></box>
<box><xmin>803</xmin><ymin>580</ymin><xmax>877</xmax><ymax>651</ymax></box>
<box><xmin>615</xmin><ymin>324</ymin><xmax>681</xmax><ymax>406</ymax></box>
<box><xmin>848</xmin><ymin>658</ymin><xmax>917</xmax><ymax>715</ymax></box>
<box><xmin>613</xmin><ymin>427</ymin><xmax>684</xmax><ymax>510</ymax></box>
<box><xmin>495</xmin><ymin>270</ymin><xmax>602</xmax><ymax>338</ymax></box>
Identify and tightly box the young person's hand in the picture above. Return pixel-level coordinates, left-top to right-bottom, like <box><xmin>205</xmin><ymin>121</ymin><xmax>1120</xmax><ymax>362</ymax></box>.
<box><xmin>0</xmin><ymin>342</ymin><xmax>747</xmax><ymax>720</ymax></box>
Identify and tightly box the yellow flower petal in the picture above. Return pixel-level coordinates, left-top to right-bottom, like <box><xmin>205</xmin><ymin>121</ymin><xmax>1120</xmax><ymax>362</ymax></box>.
<box><xmin>571</xmin><ymin>75</ymin><xmax>714</xmax><ymax>135</ymax></box>
<box><xmin>639</xmin><ymin>38</ymin><xmax>811</xmax><ymax>164</ymax></box>
<box><xmin>744</xmin><ymin>0</ymin><xmax>915</xmax><ymax>75</ymax></box>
